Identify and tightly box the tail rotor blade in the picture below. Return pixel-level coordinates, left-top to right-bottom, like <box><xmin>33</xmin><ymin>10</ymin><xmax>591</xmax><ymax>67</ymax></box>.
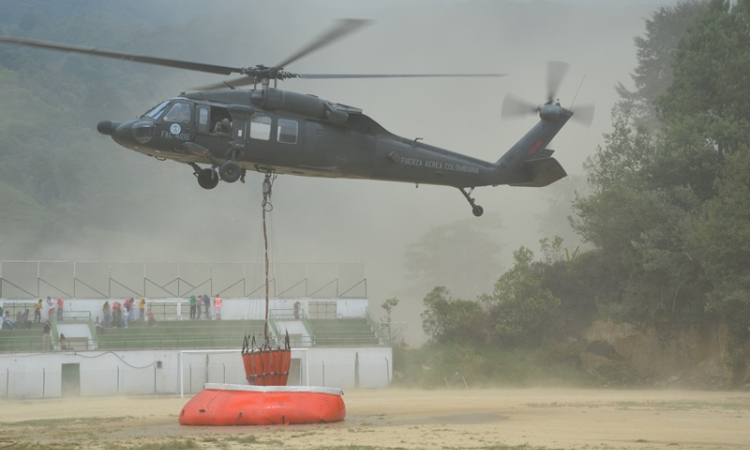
<box><xmin>571</xmin><ymin>104</ymin><xmax>595</xmax><ymax>127</ymax></box>
<box><xmin>501</xmin><ymin>95</ymin><xmax>538</xmax><ymax>119</ymax></box>
<box><xmin>547</xmin><ymin>61</ymin><xmax>570</xmax><ymax>102</ymax></box>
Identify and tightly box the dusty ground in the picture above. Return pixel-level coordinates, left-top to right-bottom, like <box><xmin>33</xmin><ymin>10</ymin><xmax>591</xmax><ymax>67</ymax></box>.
<box><xmin>1</xmin><ymin>388</ymin><xmax>749</xmax><ymax>449</ymax></box>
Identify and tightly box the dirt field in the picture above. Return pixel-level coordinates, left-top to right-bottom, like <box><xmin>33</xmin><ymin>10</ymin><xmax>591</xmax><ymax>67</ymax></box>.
<box><xmin>1</xmin><ymin>388</ymin><xmax>749</xmax><ymax>449</ymax></box>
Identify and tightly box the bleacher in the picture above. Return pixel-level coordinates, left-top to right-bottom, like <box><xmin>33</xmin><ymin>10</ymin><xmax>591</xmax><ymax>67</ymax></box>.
<box><xmin>0</xmin><ymin>322</ymin><xmax>46</xmax><ymax>352</ymax></box>
<box><xmin>95</xmin><ymin>319</ymin><xmax>267</xmax><ymax>350</ymax></box>
<box><xmin>1</xmin><ymin>316</ymin><xmax>386</xmax><ymax>352</ymax></box>
<box><xmin>309</xmin><ymin>318</ymin><xmax>381</xmax><ymax>346</ymax></box>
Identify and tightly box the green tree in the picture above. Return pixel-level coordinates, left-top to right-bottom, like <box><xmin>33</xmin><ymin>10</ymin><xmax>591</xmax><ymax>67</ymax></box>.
<box><xmin>380</xmin><ymin>297</ymin><xmax>400</xmax><ymax>344</ymax></box>
<box><xmin>572</xmin><ymin>110</ymin><xmax>710</xmax><ymax>327</ymax></box>
<box><xmin>616</xmin><ymin>0</ymin><xmax>707</xmax><ymax>126</ymax></box>
<box><xmin>657</xmin><ymin>0</ymin><xmax>750</xmax><ymax>157</ymax></box>
<box><xmin>420</xmin><ymin>287</ymin><xmax>485</xmax><ymax>344</ymax></box>
<box><xmin>380</xmin><ymin>297</ymin><xmax>399</xmax><ymax>323</ymax></box>
<box><xmin>692</xmin><ymin>149</ymin><xmax>750</xmax><ymax>348</ymax></box>
<box><xmin>481</xmin><ymin>247</ymin><xmax>560</xmax><ymax>346</ymax></box>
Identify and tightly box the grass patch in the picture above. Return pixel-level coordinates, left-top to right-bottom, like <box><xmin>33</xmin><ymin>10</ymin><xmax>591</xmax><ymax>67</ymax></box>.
<box><xmin>13</xmin><ymin>416</ymin><xmax>128</xmax><ymax>427</ymax></box>
<box><xmin>526</xmin><ymin>399</ymin><xmax>750</xmax><ymax>412</ymax></box>
<box><xmin>110</xmin><ymin>439</ymin><xmax>198</xmax><ymax>450</ymax></box>
<box><xmin>224</xmin><ymin>434</ymin><xmax>258</xmax><ymax>444</ymax></box>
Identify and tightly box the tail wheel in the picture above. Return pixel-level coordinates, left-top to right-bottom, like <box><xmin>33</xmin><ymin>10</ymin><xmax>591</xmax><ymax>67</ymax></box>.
<box><xmin>197</xmin><ymin>168</ymin><xmax>219</xmax><ymax>190</ymax></box>
<box><xmin>220</xmin><ymin>161</ymin><xmax>242</xmax><ymax>183</ymax></box>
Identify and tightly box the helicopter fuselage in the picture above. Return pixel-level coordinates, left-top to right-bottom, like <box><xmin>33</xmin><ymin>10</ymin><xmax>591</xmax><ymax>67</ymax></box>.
<box><xmin>99</xmin><ymin>87</ymin><xmax>572</xmax><ymax>205</ymax></box>
<box><xmin>2</xmin><ymin>23</ymin><xmax>585</xmax><ymax>217</ymax></box>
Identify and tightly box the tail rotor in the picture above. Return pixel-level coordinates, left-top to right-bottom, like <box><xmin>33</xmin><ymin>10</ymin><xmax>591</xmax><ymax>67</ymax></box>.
<box><xmin>501</xmin><ymin>61</ymin><xmax>594</xmax><ymax>126</ymax></box>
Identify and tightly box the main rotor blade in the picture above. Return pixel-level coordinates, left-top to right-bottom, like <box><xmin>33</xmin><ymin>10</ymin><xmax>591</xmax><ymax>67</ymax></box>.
<box><xmin>296</xmin><ymin>73</ymin><xmax>506</xmax><ymax>79</ymax></box>
<box><xmin>193</xmin><ymin>72</ymin><xmax>506</xmax><ymax>90</ymax></box>
<box><xmin>547</xmin><ymin>61</ymin><xmax>570</xmax><ymax>102</ymax></box>
<box><xmin>0</xmin><ymin>36</ymin><xmax>243</xmax><ymax>76</ymax></box>
<box><xmin>501</xmin><ymin>94</ymin><xmax>538</xmax><ymax>119</ymax></box>
<box><xmin>273</xmin><ymin>19</ymin><xmax>370</xmax><ymax>70</ymax></box>
<box><xmin>193</xmin><ymin>76</ymin><xmax>258</xmax><ymax>91</ymax></box>
<box><xmin>571</xmin><ymin>104</ymin><xmax>595</xmax><ymax>127</ymax></box>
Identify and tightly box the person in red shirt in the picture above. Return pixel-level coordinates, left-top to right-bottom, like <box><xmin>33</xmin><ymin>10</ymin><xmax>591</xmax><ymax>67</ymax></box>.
<box><xmin>112</xmin><ymin>301</ymin><xmax>122</xmax><ymax>328</ymax></box>
<box><xmin>214</xmin><ymin>295</ymin><xmax>222</xmax><ymax>320</ymax></box>
<box><xmin>56</xmin><ymin>296</ymin><xmax>64</xmax><ymax>322</ymax></box>
<box><xmin>123</xmin><ymin>298</ymin><xmax>131</xmax><ymax>328</ymax></box>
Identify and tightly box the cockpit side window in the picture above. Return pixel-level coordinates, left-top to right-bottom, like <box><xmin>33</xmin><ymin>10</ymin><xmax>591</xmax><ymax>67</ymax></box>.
<box><xmin>163</xmin><ymin>102</ymin><xmax>192</xmax><ymax>124</ymax></box>
<box><xmin>250</xmin><ymin>114</ymin><xmax>271</xmax><ymax>140</ymax></box>
<box><xmin>197</xmin><ymin>106</ymin><xmax>210</xmax><ymax>133</ymax></box>
<box><xmin>143</xmin><ymin>101</ymin><xmax>170</xmax><ymax>120</ymax></box>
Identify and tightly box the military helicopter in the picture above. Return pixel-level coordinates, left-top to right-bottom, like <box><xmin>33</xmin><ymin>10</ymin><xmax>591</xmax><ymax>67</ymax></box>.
<box><xmin>0</xmin><ymin>19</ymin><xmax>592</xmax><ymax>217</ymax></box>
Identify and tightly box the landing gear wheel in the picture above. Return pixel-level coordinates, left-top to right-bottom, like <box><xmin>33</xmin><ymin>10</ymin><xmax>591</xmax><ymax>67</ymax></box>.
<box><xmin>197</xmin><ymin>168</ymin><xmax>219</xmax><ymax>190</ymax></box>
<box><xmin>459</xmin><ymin>187</ymin><xmax>484</xmax><ymax>217</ymax></box>
<box><xmin>219</xmin><ymin>160</ymin><xmax>242</xmax><ymax>183</ymax></box>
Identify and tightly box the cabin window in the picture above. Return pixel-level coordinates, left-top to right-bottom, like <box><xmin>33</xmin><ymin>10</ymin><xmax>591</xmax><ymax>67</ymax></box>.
<box><xmin>210</xmin><ymin>107</ymin><xmax>232</xmax><ymax>136</ymax></box>
<box><xmin>197</xmin><ymin>106</ymin><xmax>209</xmax><ymax>133</ymax></box>
<box><xmin>163</xmin><ymin>102</ymin><xmax>192</xmax><ymax>124</ymax></box>
<box><xmin>250</xmin><ymin>114</ymin><xmax>271</xmax><ymax>140</ymax></box>
<box><xmin>143</xmin><ymin>101</ymin><xmax>170</xmax><ymax>120</ymax></box>
<box><xmin>277</xmin><ymin>119</ymin><xmax>298</xmax><ymax>144</ymax></box>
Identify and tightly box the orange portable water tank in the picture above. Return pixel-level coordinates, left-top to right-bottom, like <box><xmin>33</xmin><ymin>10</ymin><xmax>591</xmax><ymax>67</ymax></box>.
<box><xmin>179</xmin><ymin>384</ymin><xmax>346</xmax><ymax>426</ymax></box>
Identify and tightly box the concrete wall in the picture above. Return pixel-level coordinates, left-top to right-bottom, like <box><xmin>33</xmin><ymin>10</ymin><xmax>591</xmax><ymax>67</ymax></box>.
<box><xmin>0</xmin><ymin>346</ymin><xmax>391</xmax><ymax>399</ymax></box>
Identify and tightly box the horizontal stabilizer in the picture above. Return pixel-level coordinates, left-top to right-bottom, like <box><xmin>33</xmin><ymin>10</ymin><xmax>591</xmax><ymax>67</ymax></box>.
<box><xmin>509</xmin><ymin>157</ymin><xmax>567</xmax><ymax>187</ymax></box>
<box><xmin>532</xmin><ymin>148</ymin><xmax>555</xmax><ymax>160</ymax></box>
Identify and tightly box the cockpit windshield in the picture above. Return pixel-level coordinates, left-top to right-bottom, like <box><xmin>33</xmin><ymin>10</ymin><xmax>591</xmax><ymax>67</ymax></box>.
<box><xmin>142</xmin><ymin>101</ymin><xmax>170</xmax><ymax>120</ymax></box>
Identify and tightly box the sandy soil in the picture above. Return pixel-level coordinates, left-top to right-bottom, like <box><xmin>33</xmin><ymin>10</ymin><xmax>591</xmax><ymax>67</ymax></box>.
<box><xmin>1</xmin><ymin>388</ymin><xmax>749</xmax><ymax>449</ymax></box>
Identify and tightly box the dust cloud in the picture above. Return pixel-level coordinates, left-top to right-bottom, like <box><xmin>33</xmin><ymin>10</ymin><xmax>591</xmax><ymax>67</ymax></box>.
<box><xmin>11</xmin><ymin>0</ymin><xmax>675</xmax><ymax>344</ymax></box>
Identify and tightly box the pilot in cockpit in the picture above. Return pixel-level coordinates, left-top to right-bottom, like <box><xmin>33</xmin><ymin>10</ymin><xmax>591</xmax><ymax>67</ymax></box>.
<box><xmin>213</xmin><ymin>118</ymin><xmax>231</xmax><ymax>136</ymax></box>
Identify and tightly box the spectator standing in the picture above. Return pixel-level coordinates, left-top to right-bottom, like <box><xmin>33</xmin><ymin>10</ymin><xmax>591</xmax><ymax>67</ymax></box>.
<box><xmin>203</xmin><ymin>294</ymin><xmax>211</xmax><ymax>320</ymax></box>
<box><xmin>34</xmin><ymin>299</ymin><xmax>42</xmax><ymax>323</ymax></box>
<box><xmin>102</xmin><ymin>301</ymin><xmax>111</xmax><ymax>328</ymax></box>
<box><xmin>46</xmin><ymin>296</ymin><xmax>54</xmax><ymax>321</ymax></box>
<box><xmin>56</xmin><ymin>296</ymin><xmax>64</xmax><ymax>322</ymax></box>
<box><xmin>214</xmin><ymin>295</ymin><xmax>222</xmax><ymax>320</ymax></box>
<box><xmin>139</xmin><ymin>297</ymin><xmax>146</xmax><ymax>321</ymax></box>
<box><xmin>196</xmin><ymin>295</ymin><xmax>202</xmax><ymax>320</ymax></box>
<box><xmin>123</xmin><ymin>299</ymin><xmax>131</xmax><ymax>328</ymax></box>
<box><xmin>112</xmin><ymin>301</ymin><xmax>122</xmax><ymax>328</ymax></box>
<box><xmin>42</xmin><ymin>320</ymin><xmax>52</xmax><ymax>351</ymax></box>
<box><xmin>189</xmin><ymin>295</ymin><xmax>197</xmax><ymax>320</ymax></box>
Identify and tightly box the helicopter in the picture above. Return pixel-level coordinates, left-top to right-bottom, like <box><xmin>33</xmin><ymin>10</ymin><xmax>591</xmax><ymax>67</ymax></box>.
<box><xmin>0</xmin><ymin>19</ymin><xmax>592</xmax><ymax>217</ymax></box>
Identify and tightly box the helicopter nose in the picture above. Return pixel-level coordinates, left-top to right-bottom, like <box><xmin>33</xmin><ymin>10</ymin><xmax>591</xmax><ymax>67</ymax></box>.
<box><xmin>107</xmin><ymin>120</ymin><xmax>142</xmax><ymax>149</ymax></box>
<box><xmin>97</xmin><ymin>120</ymin><xmax>121</xmax><ymax>136</ymax></box>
